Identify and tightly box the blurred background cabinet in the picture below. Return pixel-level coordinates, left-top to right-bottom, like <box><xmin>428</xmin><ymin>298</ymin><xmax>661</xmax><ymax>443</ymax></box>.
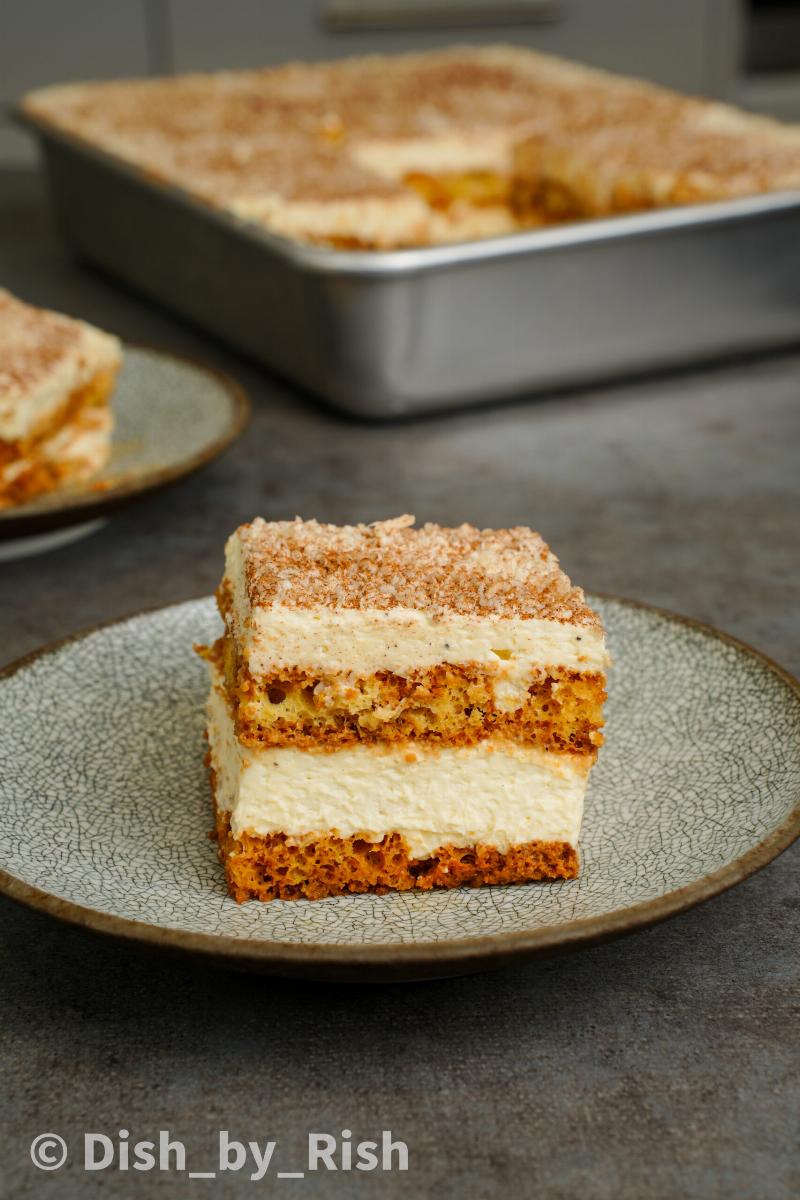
<box><xmin>3</xmin><ymin>0</ymin><xmax>800</xmax><ymax>166</ymax></box>
<box><xmin>0</xmin><ymin>0</ymin><xmax>151</xmax><ymax>164</ymax></box>
<box><xmin>165</xmin><ymin>0</ymin><xmax>738</xmax><ymax>91</ymax></box>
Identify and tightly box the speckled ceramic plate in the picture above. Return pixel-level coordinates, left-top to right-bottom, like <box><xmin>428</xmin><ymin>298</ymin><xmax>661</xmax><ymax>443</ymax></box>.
<box><xmin>1</xmin><ymin>595</ymin><xmax>799</xmax><ymax>982</ymax></box>
<box><xmin>0</xmin><ymin>345</ymin><xmax>249</xmax><ymax>546</ymax></box>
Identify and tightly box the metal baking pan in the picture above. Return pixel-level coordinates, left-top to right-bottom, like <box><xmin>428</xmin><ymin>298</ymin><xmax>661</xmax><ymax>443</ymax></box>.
<box><xmin>19</xmin><ymin>110</ymin><xmax>800</xmax><ymax>418</ymax></box>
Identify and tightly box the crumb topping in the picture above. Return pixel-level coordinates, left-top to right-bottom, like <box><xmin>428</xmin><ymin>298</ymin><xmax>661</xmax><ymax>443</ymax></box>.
<box><xmin>0</xmin><ymin>289</ymin><xmax>88</xmax><ymax>406</ymax></box>
<box><xmin>234</xmin><ymin>515</ymin><xmax>601</xmax><ymax>625</ymax></box>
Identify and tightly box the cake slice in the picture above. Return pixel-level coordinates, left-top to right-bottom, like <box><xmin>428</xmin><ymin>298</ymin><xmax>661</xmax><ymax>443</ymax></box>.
<box><xmin>200</xmin><ymin>515</ymin><xmax>609</xmax><ymax>902</ymax></box>
<box><xmin>0</xmin><ymin>289</ymin><xmax>121</xmax><ymax>508</ymax></box>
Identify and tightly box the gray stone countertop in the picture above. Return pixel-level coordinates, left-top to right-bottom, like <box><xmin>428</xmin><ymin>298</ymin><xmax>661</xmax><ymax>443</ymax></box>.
<box><xmin>0</xmin><ymin>170</ymin><xmax>798</xmax><ymax>1200</ymax></box>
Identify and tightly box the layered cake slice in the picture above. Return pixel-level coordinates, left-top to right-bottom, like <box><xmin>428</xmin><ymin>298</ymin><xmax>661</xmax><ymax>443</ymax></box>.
<box><xmin>201</xmin><ymin>515</ymin><xmax>609</xmax><ymax>902</ymax></box>
<box><xmin>0</xmin><ymin>289</ymin><xmax>121</xmax><ymax>508</ymax></box>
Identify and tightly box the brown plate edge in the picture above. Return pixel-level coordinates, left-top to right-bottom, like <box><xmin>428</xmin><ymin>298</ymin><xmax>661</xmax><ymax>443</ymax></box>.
<box><xmin>0</xmin><ymin>592</ymin><xmax>798</xmax><ymax>982</ymax></box>
<box><xmin>0</xmin><ymin>344</ymin><xmax>251</xmax><ymax>539</ymax></box>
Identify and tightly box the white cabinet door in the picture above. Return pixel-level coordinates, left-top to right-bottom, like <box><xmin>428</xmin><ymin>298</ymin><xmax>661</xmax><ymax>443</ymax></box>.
<box><xmin>1</xmin><ymin>0</ymin><xmax>151</xmax><ymax>98</ymax></box>
<box><xmin>167</xmin><ymin>0</ymin><xmax>741</xmax><ymax>96</ymax></box>
<box><xmin>1</xmin><ymin>0</ymin><xmax>152</xmax><ymax>164</ymax></box>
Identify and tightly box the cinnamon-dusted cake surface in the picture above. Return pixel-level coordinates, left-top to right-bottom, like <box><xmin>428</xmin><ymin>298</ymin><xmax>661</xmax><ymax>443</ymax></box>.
<box><xmin>24</xmin><ymin>45</ymin><xmax>800</xmax><ymax>247</ymax></box>
<box><xmin>231</xmin><ymin>514</ymin><xmax>601</xmax><ymax>624</ymax></box>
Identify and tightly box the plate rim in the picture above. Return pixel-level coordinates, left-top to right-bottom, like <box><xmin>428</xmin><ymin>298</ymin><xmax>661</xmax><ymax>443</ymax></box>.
<box><xmin>1</xmin><ymin>592</ymin><xmax>799</xmax><ymax>979</ymax></box>
<box><xmin>0</xmin><ymin>343</ymin><xmax>251</xmax><ymax>539</ymax></box>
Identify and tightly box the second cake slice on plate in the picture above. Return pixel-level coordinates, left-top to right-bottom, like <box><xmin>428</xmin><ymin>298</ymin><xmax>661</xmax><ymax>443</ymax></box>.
<box><xmin>0</xmin><ymin>288</ymin><xmax>120</xmax><ymax>509</ymax></box>
<box><xmin>201</xmin><ymin>514</ymin><xmax>609</xmax><ymax>901</ymax></box>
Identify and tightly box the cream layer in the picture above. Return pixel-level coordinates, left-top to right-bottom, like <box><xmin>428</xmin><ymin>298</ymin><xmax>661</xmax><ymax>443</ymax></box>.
<box><xmin>207</xmin><ymin>666</ymin><xmax>589</xmax><ymax>858</ymax></box>
<box><xmin>349</xmin><ymin>133</ymin><xmax>515</xmax><ymax>181</ymax></box>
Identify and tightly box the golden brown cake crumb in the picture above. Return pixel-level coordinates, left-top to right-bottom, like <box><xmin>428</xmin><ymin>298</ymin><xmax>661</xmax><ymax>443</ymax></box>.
<box><xmin>211</xmin><ymin>633</ymin><xmax>606</xmax><ymax>754</ymax></box>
